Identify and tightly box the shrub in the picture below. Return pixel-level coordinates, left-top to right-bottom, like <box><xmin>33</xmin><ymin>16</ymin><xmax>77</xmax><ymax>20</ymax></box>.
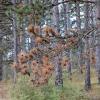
<box><xmin>9</xmin><ymin>74</ymin><xmax>88</xmax><ymax>100</ymax></box>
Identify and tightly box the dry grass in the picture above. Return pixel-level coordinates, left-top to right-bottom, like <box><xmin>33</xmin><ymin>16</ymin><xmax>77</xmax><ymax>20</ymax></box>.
<box><xmin>0</xmin><ymin>81</ymin><xmax>11</xmax><ymax>100</ymax></box>
<box><xmin>0</xmin><ymin>68</ymin><xmax>100</xmax><ymax>100</ymax></box>
<box><xmin>67</xmin><ymin>68</ymin><xmax>100</xmax><ymax>100</ymax></box>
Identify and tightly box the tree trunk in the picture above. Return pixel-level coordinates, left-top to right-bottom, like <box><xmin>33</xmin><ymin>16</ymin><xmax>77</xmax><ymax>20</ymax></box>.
<box><xmin>76</xmin><ymin>2</ymin><xmax>83</xmax><ymax>74</ymax></box>
<box><xmin>52</xmin><ymin>0</ymin><xmax>60</xmax><ymax>32</ymax></box>
<box><xmin>62</xmin><ymin>0</ymin><xmax>68</xmax><ymax>34</ymax></box>
<box><xmin>84</xmin><ymin>2</ymin><xmax>91</xmax><ymax>90</ymax></box>
<box><xmin>95</xmin><ymin>0</ymin><xmax>100</xmax><ymax>84</ymax></box>
<box><xmin>12</xmin><ymin>0</ymin><xmax>18</xmax><ymax>83</ymax></box>
<box><xmin>0</xmin><ymin>52</ymin><xmax>2</xmax><ymax>81</ymax></box>
<box><xmin>52</xmin><ymin>0</ymin><xmax>63</xmax><ymax>87</ymax></box>
<box><xmin>85</xmin><ymin>38</ymin><xmax>91</xmax><ymax>91</ymax></box>
<box><xmin>54</xmin><ymin>56</ymin><xmax>63</xmax><ymax>87</ymax></box>
<box><xmin>62</xmin><ymin>2</ymin><xmax>72</xmax><ymax>78</ymax></box>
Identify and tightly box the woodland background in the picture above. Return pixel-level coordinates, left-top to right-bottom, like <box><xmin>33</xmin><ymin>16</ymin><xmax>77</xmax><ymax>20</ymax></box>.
<box><xmin>0</xmin><ymin>0</ymin><xmax>100</xmax><ymax>100</ymax></box>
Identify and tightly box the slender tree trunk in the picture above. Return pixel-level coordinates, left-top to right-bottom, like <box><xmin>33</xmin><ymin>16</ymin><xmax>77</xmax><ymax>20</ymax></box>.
<box><xmin>95</xmin><ymin>0</ymin><xmax>100</xmax><ymax>84</ymax></box>
<box><xmin>85</xmin><ymin>38</ymin><xmax>91</xmax><ymax>90</ymax></box>
<box><xmin>64</xmin><ymin>3</ymin><xmax>73</xmax><ymax>77</ymax></box>
<box><xmin>62</xmin><ymin>0</ymin><xmax>68</xmax><ymax>34</ymax></box>
<box><xmin>52</xmin><ymin>0</ymin><xmax>60</xmax><ymax>32</ymax></box>
<box><xmin>12</xmin><ymin>14</ymin><xmax>17</xmax><ymax>83</ymax></box>
<box><xmin>0</xmin><ymin>52</ymin><xmax>2</xmax><ymax>81</ymax></box>
<box><xmin>52</xmin><ymin>0</ymin><xmax>63</xmax><ymax>87</ymax></box>
<box><xmin>0</xmin><ymin>37</ymin><xmax>3</xmax><ymax>80</ymax></box>
<box><xmin>63</xmin><ymin>2</ymin><xmax>72</xmax><ymax>79</ymax></box>
<box><xmin>76</xmin><ymin>2</ymin><xmax>83</xmax><ymax>74</ymax></box>
<box><xmin>84</xmin><ymin>2</ymin><xmax>91</xmax><ymax>90</ymax></box>
<box><xmin>69</xmin><ymin>50</ymin><xmax>73</xmax><ymax>80</ymax></box>
<box><xmin>12</xmin><ymin>0</ymin><xmax>18</xmax><ymax>83</ymax></box>
<box><xmin>89</xmin><ymin>4</ymin><xmax>96</xmax><ymax>68</ymax></box>
<box><xmin>54</xmin><ymin>56</ymin><xmax>63</xmax><ymax>87</ymax></box>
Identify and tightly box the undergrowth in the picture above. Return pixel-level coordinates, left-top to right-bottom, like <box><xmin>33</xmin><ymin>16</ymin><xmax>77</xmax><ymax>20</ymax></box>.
<box><xmin>8</xmin><ymin>73</ymin><xmax>89</xmax><ymax>100</ymax></box>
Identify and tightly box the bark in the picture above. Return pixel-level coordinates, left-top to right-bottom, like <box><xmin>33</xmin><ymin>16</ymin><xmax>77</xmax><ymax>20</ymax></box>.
<box><xmin>89</xmin><ymin>3</ymin><xmax>96</xmax><ymax>68</ymax></box>
<box><xmin>62</xmin><ymin>2</ymin><xmax>72</xmax><ymax>78</ymax></box>
<box><xmin>67</xmin><ymin>3</ymin><xmax>71</xmax><ymax>30</ymax></box>
<box><xmin>12</xmin><ymin>0</ymin><xmax>18</xmax><ymax>83</ymax></box>
<box><xmin>84</xmin><ymin>2</ymin><xmax>91</xmax><ymax>90</ymax></box>
<box><xmin>12</xmin><ymin>14</ymin><xmax>17</xmax><ymax>83</ymax></box>
<box><xmin>76</xmin><ymin>2</ymin><xmax>81</xmax><ymax>29</ymax></box>
<box><xmin>52</xmin><ymin>0</ymin><xmax>60</xmax><ymax>32</ymax></box>
<box><xmin>96</xmin><ymin>0</ymin><xmax>100</xmax><ymax>20</ymax></box>
<box><xmin>77</xmin><ymin>45</ymin><xmax>83</xmax><ymax>74</ymax></box>
<box><xmin>62</xmin><ymin>0</ymin><xmax>68</xmax><ymax>34</ymax></box>
<box><xmin>22</xmin><ymin>18</ymin><xmax>27</xmax><ymax>51</ymax></box>
<box><xmin>67</xmin><ymin>4</ymin><xmax>72</xmax><ymax>78</ymax></box>
<box><xmin>67</xmin><ymin>51</ymin><xmax>72</xmax><ymax>80</ymax></box>
<box><xmin>76</xmin><ymin>2</ymin><xmax>83</xmax><ymax>74</ymax></box>
<box><xmin>96</xmin><ymin>38</ymin><xmax>100</xmax><ymax>84</ymax></box>
<box><xmin>85</xmin><ymin>38</ymin><xmax>91</xmax><ymax>91</ymax></box>
<box><xmin>0</xmin><ymin>52</ymin><xmax>2</xmax><ymax>81</ymax></box>
<box><xmin>52</xmin><ymin>0</ymin><xmax>63</xmax><ymax>87</ymax></box>
<box><xmin>55</xmin><ymin>56</ymin><xmax>63</xmax><ymax>87</ymax></box>
<box><xmin>95</xmin><ymin>0</ymin><xmax>100</xmax><ymax>84</ymax></box>
<box><xmin>67</xmin><ymin>63</ymin><xmax>72</xmax><ymax>80</ymax></box>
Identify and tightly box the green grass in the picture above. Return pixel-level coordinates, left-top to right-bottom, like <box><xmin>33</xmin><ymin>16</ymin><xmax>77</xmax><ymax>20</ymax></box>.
<box><xmin>64</xmin><ymin>68</ymin><xmax>100</xmax><ymax>100</ymax></box>
<box><xmin>8</xmin><ymin>68</ymin><xmax>100</xmax><ymax>100</ymax></box>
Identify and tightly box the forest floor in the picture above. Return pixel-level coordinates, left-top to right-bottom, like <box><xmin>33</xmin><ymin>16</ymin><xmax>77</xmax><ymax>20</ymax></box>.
<box><xmin>0</xmin><ymin>81</ymin><xmax>10</xmax><ymax>100</ymax></box>
<box><xmin>68</xmin><ymin>68</ymin><xmax>100</xmax><ymax>100</ymax></box>
<box><xmin>0</xmin><ymin>68</ymin><xmax>100</xmax><ymax>100</ymax></box>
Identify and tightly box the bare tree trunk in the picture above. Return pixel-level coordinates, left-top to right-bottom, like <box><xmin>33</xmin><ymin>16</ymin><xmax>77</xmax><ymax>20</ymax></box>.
<box><xmin>54</xmin><ymin>56</ymin><xmax>63</xmax><ymax>87</ymax></box>
<box><xmin>85</xmin><ymin>38</ymin><xmax>91</xmax><ymax>91</ymax></box>
<box><xmin>62</xmin><ymin>2</ymin><xmax>72</xmax><ymax>79</ymax></box>
<box><xmin>0</xmin><ymin>36</ymin><xmax>3</xmax><ymax>80</ymax></box>
<box><xmin>62</xmin><ymin>0</ymin><xmax>68</xmax><ymax>34</ymax></box>
<box><xmin>76</xmin><ymin>2</ymin><xmax>83</xmax><ymax>74</ymax></box>
<box><xmin>84</xmin><ymin>2</ymin><xmax>91</xmax><ymax>90</ymax></box>
<box><xmin>12</xmin><ymin>0</ymin><xmax>18</xmax><ymax>83</ymax></box>
<box><xmin>52</xmin><ymin>0</ymin><xmax>60</xmax><ymax>32</ymax></box>
<box><xmin>63</xmin><ymin>3</ymin><xmax>73</xmax><ymax>80</ymax></box>
<box><xmin>52</xmin><ymin>0</ymin><xmax>63</xmax><ymax>87</ymax></box>
<box><xmin>67</xmin><ymin>50</ymin><xmax>72</xmax><ymax>80</ymax></box>
<box><xmin>0</xmin><ymin>52</ymin><xmax>2</xmax><ymax>81</ymax></box>
<box><xmin>89</xmin><ymin>3</ymin><xmax>96</xmax><ymax>68</ymax></box>
<box><xmin>95</xmin><ymin>0</ymin><xmax>100</xmax><ymax>84</ymax></box>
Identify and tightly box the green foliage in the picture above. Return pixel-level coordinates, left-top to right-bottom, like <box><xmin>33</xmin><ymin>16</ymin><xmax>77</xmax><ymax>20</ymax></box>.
<box><xmin>5</xmin><ymin>0</ymin><xmax>52</xmax><ymax>25</ymax></box>
<box><xmin>9</xmin><ymin>74</ymin><xmax>88</xmax><ymax>100</ymax></box>
<box><xmin>15</xmin><ymin>5</ymin><xmax>32</xmax><ymax>15</ymax></box>
<box><xmin>14</xmin><ymin>0</ymin><xmax>51</xmax><ymax>16</ymax></box>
